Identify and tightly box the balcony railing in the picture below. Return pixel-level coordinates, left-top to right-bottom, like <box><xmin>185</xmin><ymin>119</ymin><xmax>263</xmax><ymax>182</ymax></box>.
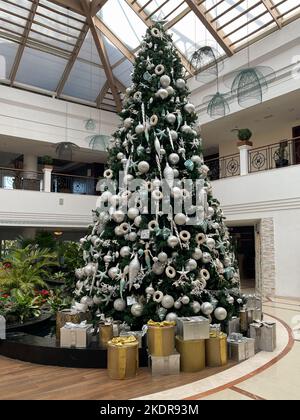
<box><xmin>248</xmin><ymin>137</ymin><xmax>300</xmax><ymax>174</ymax></box>
<box><xmin>205</xmin><ymin>153</ymin><xmax>241</xmax><ymax>181</ymax></box>
<box><xmin>0</xmin><ymin>167</ymin><xmax>43</xmax><ymax>191</ymax></box>
<box><xmin>51</xmin><ymin>173</ymin><xmax>98</xmax><ymax>196</ymax></box>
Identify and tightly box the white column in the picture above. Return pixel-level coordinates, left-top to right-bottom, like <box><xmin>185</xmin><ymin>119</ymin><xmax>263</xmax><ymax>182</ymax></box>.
<box><xmin>43</xmin><ymin>166</ymin><xmax>53</xmax><ymax>193</ymax></box>
<box><xmin>238</xmin><ymin>145</ymin><xmax>252</xmax><ymax>176</ymax></box>
<box><xmin>23</xmin><ymin>154</ymin><xmax>38</xmax><ymax>179</ymax></box>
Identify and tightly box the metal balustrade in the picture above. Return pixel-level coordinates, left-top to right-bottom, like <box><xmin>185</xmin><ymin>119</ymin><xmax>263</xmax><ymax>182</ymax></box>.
<box><xmin>248</xmin><ymin>137</ymin><xmax>300</xmax><ymax>174</ymax></box>
<box><xmin>0</xmin><ymin>167</ymin><xmax>43</xmax><ymax>191</ymax></box>
<box><xmin>51</xmin><ymin>173</ymin><xmax>98</xmax><ymax>196</ymax></box>
<box><xmin>205</xmin><ymin>153</ymin><xmax>241</xmax><ymax>181</ymax></box>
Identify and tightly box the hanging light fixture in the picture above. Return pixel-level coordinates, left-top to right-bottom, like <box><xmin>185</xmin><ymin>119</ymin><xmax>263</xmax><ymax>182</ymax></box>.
<box><xmin>190</xmin><ymin>44</ymin><xmax>223</xmax><ymax>83</ymax></box>
<box><xmin>204</xmin><ymin>92</ymin><xmax>230</xmax><ymax>118</ymax></box>
<box><xmin>55</xmin><ymin>142</ymin><xmax>80</xmax><ymax>161</ymax></box>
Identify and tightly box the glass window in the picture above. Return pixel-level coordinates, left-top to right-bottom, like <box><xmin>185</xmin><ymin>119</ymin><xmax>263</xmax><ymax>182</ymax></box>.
<box><xmin>0</xmin><ymin>38</ymin><xmax>18</xmax><ymax>80</ymax></box>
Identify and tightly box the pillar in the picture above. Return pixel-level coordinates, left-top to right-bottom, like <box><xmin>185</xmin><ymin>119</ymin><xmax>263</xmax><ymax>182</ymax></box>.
<box><xmin>23</xmin><ymin>154</ymin><xmax>38</xmax><ymax>179</ymax></box>
<box><xmin>43</xmin><ymin>166</ymin><xmax>53</xmax><ymax>193</ymax></box>
<box><xmin>238</xmin><ymin>144</ymin><xmax>252</xmax><ymax>176</ymax></box>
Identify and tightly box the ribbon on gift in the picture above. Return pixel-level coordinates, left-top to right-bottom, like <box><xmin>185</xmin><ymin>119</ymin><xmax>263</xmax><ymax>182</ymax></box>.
<box><xmin>109</xmin><ymin>336</ymin><xmax>138</xmax><ymax>347</ymax></box>
<box><xmin>147</xmin><ymin>320</ymin><xmax>176</xmax><ymax>327</ymax></box>
<box><xmin>228</xmin><ymin>333</ymin><xmax>246</xmax><ymax>343</ymax></box>
<box><xmin>64</xmin><ymin>321</ymin><xmax>89</xmax><ymax>329</ymax></box>
<box><xmin>209</xmin><ymin>331</ymin><xmax>227</xmax><ymax>339</ymax></box>
<box><xmin>251</xmin><ymin>321</ymin><xmax>275</xmax><ymax>329</ymax></box>
<box><xmin>210</xmin><ymin>324</ymin><xmax>222</xmax><ymax>338</ymax></box>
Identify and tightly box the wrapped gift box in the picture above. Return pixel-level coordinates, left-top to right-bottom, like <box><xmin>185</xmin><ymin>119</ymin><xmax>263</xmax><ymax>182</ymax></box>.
<box><xmin>177</xmin><ymin>316</ymin><xmax>210</xmax><ymax>341</ymax></box>
<box><xmin>56</xmin><ymin>309</ymin><xmax>91</xmax><ymax>340</ymax></box>
<box><xmin>250</xmin><ymin>321</ymin><xmax>277</xmax><ymax>352</ymax></box>
<box><xmin>60</xmin><ymin>321</ymin><xmax>93</xmax><ymax>348</ymax></box>
<box><xmin>0</xmin><ymin>315</ymin><xmax>6</xmax><ymax>340</ymax></box>
<box><xmin>205</xmin><ymin>332</ymin><xmax>228</xmax><ymax>367</ymax></box>
<box><xmin>147</xmin><ymin>320</ymin><xmax>175</xmax><ymax>357</ymax></box>
<box><xmin>120</xmin><ymin>330</ymin><xmax>145</xmax><ymax>349</ymax></box>
<box><xmin>175</xmin><ymin>336</ymin><xmax>206</xmax><ymax>372</ymax></box>
<box><xmin>99</xmin><ymin>323</ymin><xmax>114</xmax><ymax>349</ymax></box>
<box><xmin>226</xmin><ymin>317</ymin><xmax>240</xmax><ymax>336</ymax></box>
<box><xmin>246</xmin><ymin>295</ymin><xmax>262</xmax><ymax>311</ymax></box>
<box><xmin>239</xmin><ymin>309</ymin><xmax>254</xmax><ymax>334</ymax></box>
<box><xmin>228</xmin><ymin>335</ymin><xmax>256</xmax><ymax>362</ymax></box>
<box><xmin>252</xmin><ymin>309</ymin><xmax>263</xmax><ymax>322</ymax></box>
<box><xmin>149</xmin><ymin>352</ymin><xmax>180</xmax><ymax>376</ymax></box>
<box><xmin>108</xmin><ymin>336</ymin><xmax>139</xmax><ymax>380</ymax></box>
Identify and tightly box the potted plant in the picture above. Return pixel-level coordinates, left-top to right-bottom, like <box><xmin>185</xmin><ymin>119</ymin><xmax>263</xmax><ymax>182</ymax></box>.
<box><xmin>232</xmin><ymin>128</ymin><xmax>253</xmax><ymax>146</ymax></box>
<box><xmin>275</xmin><ymin>141</ymin><xmax>289</xmax><ymax>168</ymax></box>
<box><xmin>41</xmin><ymin>155</ymin><xmax>54</xmax><ymax>169</ymax></box>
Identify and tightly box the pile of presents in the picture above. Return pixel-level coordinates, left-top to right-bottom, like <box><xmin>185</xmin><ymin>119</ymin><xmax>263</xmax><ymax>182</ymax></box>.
<box><xmin>56</xmin><ymin>294</ymin><xmax>277</xmax><ymax>380</ymax></box>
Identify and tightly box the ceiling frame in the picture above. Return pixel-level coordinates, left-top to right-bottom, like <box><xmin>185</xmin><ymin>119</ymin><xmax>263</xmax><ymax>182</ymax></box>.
<box><xmin>184</xmin><ymin>0</ymin><xmax>234</xmax><ymax>56</ymax></box>
<box><xmin>80</xmin><ymin>0</ymin><xmax>122</xmax><ymax>112</ymax></box>
<box><xmin>9</xmin><ymin>0</ymin><xmax>40</xmax><ymax>85</ymax></box>
<box><xmin>261</xmin><ymin>0</ymin><xmax>282</xmax><ymax>28</ymax></box>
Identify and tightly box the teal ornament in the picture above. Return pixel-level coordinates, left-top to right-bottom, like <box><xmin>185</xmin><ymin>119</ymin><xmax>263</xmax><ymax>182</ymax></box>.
<box><xmin>138</xmin><ymin>249</ymin><xmax>144</xmax><ymax>256</ymax></box>
<box><xmin>185</xmin><ymin>160</ymin><xmax>194</xmax><ymax>171</ymax></box>
<box><xmin>137</xmin><ymin>145</ymin><xmax>145</xmax><ymax>156</ymax></box>
<box><xmin>143</xmin><ymin>71</ymin><xmax>152</xmax><ymax>81</ymax></box>
<box><xmin>224</xmin><ymin>267</ymin><xmax>235</xmax><ymax>281</ymax></box>
<box><xmin>85</xmin><ymin>119</ymin><xmax>96</xmax><ymax>131</ymax></box>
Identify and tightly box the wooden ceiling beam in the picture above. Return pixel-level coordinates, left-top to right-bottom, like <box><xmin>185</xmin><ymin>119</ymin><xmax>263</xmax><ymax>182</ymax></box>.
<box><xmin>261</xmin><ymin>0</ymin><xmax>282</xmax><ymax>28</ymax></box>
<box><xmin>96</xmin><ymin>80</ymin><xmax>109</xmax><ymax>107</ymax></box>
<box><xmin>184</xmin><ymin>0</ymin><xmax>234</xmax><ymax>56</ymax></box>
<box><xmin>80</xmin><ymin>0</ymin><xmax>122</xmax><ymax>112</ymax></box>
<box><xmin>9</xmin><ymin>0</ymin><xmax>40</xmax><ymax>85</ymax></box>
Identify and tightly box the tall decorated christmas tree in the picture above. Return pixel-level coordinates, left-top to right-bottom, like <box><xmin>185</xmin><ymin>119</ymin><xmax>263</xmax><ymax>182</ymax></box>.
<box><xmin>75</xmin><ymin>22</ymin><xmax>243</xmax><ymax>329</ymax></box>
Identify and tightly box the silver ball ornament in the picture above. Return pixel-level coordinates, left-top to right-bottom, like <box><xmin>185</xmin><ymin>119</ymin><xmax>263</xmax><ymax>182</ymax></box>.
<box><xmin>166</xmin><ymin>86</ymin><xmax>175</xmax><ymax>96</ymax></box>
<box><xmin>174</xmin><ymin>213</ymin><xmax>187</xmax><ymax>226</ymax></box>
<box><xmin>127</xmin><ymin>207</ymin><xmax>139</xmax><ymax>220</ymax></box>
<box><xmin>201</xmin><ymin>302</ymin><xmax>214</xmax><ymax>316</ymax></box>
<box><xmin>135</xmin><ymin>123</ymin><xmax>145</xmax><ymax>134</ymax></box>
<box><xmin>184</xmin><ymin>102</ymin><xmax>195</xmax><ymax>114</ymax></box>
<box><xmin>120</xmin><ymin>246</ymin><xmax>131</xmax><ymax>257</ymax></box>
<box><xmin>158</xmin><ymin>252</ymin><xmax>168</xmax><ymax>263</ymax></box>
<box><xmin>214</xmin><ymin>307</ymin><xmax>228</xmax><ymax>321</ymax></box>
<box><xmin>167</xmin><ymin>235</ymin><xmax>179</xmax><ymax>248</ymax></box>
<box><xmin>114</xmin><ymin>298</ymin><xmax>126</xmax><ymax>311</ymax></box>
<box><xmin>157</xmin><ymin>88</ymin><xmax>169</xmax><ymax>100</ymax></box>
<box><xmin>166</xmin><ymin>113</ymin><xmax>176</xmax><ymax>124</ymax></box>
<box><xmin>174</xmin><ymin>300</ymin><xmax>182</xmax><ymax>310</ymax></box>
<box><xmin>161</xmin><ymin>295</ymin><xmax>175</xmax><ymax>309</ymax></box>
<box><xmin>169</xmin><ymin>153</ymin><xmax>180</xmax><ymax>165</ymax></box>
<box><xmin>112</xmin><ymin>210</ymin><xmax>125</xmax><ymax>223</ymax></box>
<box><xmin>206</xmin><ymin>238</ymin><xmax>216</xmax><ymax>250</ymax></box>
<box><xmin>202</xmin><ymin>252</ymin><xmax>212</xmax><ymax>264</ymax></box>
<box><xmin>181</xmin><ymin>295</ymin><xmax>190</xmax><ymax>305</ymax></box>
<box><xmin>138</xmin><ymin>161</ymin><xmax>150</xmax><ymax>174</ymax></box>
<box><xmin>176</xmin><ymin>78</ymin><xmax>186</xmax><ymax>89</ymax></box>
<box><xmin>192</xmin><ymin>248</ymin><xmax>203</xmax><ymax>260</ymax></box>
<box><xmin>108</xmin><ymin>267</ymin><xmax>120</xmax><ymax>279</ymax></box>
<box><xmin>227</xmin><ymin>296</ymin><xmax>235</xmax><ymax>305</ymax></box>
<box><xmin>191</xmin><ymin>301</ymin><xmax>201</xmax><ymax>314</ymax></box>
<box><xmin>186</xmin><ymin>258</ymin><xmax>198</xmax><ymax>272</ymax></box>
<box><xmin>128</xmin><ymin>232</ymin><xmax>137</xmax><ymax>241</ymax></box>
<box><xmin>166</xmin><ymin>312</ymin><xmax>178</xmax><ymax>323</ymax></box>
<box><xmin>131</xmin><ymin>303</ymin><xmax>143</xmax><ymax>317</ymax></box>
<box><xmin>160</xmin><ymin>75</ymin><xmax>171</xmax><ymax>88</ymax></box>
<box><xmin>152</xmin><ymin>262</ymin><xmax>165</xmax><ymax>275</ymax></box>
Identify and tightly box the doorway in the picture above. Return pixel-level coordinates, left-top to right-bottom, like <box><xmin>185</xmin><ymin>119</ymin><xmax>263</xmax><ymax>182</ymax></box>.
<box><xmin>228</xmin><ymin>226</ymin><xmax>256</xmax><ymax>292</ymax></box>
<box><xmin>292</xmin><ymin>126</ymin><xmax>300</xmax><ymax>164</ymax></box>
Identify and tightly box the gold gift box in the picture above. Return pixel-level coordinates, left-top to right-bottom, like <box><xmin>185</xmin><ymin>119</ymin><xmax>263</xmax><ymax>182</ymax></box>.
<box><xmin>175</xmin><ymin>336</ymin><xmax>205</xmax><ymax>372</ymax></box>
<box><xmin>56</xmin><ymin>310</ymin><xmax>91</xmax><ymax>340</ymax></box>
<box><xmin>205</xmin><ymin>332</ymin><xmax>228</xmax><ymax>367</ymax></box>
<box><xmin>99</xmin><ymin>323</ymin><xmax>114</xmax><ymax>349</ymax></box>
<box><xmin>147</xmin><ymin>324</ymin><xmax>175</xmax><ymax>357</ymax></box>
<box><xmin>107</xmin><ymin>336</ymin><xmax>139</xmax><ymax>380</ymax></box>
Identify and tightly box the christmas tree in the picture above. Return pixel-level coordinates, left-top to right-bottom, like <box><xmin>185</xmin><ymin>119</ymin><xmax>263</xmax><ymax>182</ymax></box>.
<box><xmin>75</xmin><ymin>22</ymin><xmax>243</xmax><ymax>329</ymax></box>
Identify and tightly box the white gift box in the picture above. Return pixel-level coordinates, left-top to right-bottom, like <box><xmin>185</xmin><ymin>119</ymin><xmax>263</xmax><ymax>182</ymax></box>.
<box><xmin>60</xmin><ymin>321</ymin><xmax>93</xmax><ymax>348</ymax></box>
<box><xmin>149</xmin><ymin>352</ymin><xmax>180</xmax><ymax>376</ymax></box>
<box><xmin>250</xmin><ymin>321</ymin><xmax>277</xmax><ymax>352</ymax></box>
<box><xmin>177</xmin><ymin>316</ymin><xmax>210</xmax><ymax>341</ymax></box>
<box><xmin>0</xmin><ymin>315</ymin><xmax>6</xmax><ymax>340</ymax></box>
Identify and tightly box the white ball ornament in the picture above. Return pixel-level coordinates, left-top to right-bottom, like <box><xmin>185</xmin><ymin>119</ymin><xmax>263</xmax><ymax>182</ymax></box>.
<box><xmin>181</xmin><ymin>295</ymin><xmax>190</xmax><ymax>305</ymax></box>
<box><xmin>191</xmin><ymin>155</ymin><xmax>202</xmax><ymax>165</ymax></box>
<box><xmin>112</xmin><ymin>210</ymin><xmax>125</xmax><ymax>223</ymax></box>
<box><xmin>93</xmin><ymin>296</ymin><xmax>102</xmax><ymax>305</ymax></box>
<box><xmin>172</xmin><ymin>187</ymin><xmax>182</xmax><ymax>199</ymax></box>
<box><xmin>131</xmin><ymin>303</ymin><xmax>143</xmax><ymax>317</ymax></box>
<box><xmin>170</xmin><ymin>130</ymin><xmax>178</xmax><ymax>140</ymax></box>
<box><xmin>108</xmin><ymin>267</ymin><xmax>120</xmax><ymax>279</ymax></box>
<box><xmin>174</xmin><ymin>213</ymin><xmax>187</xmax><ymax>226</ymax></box>
<box><xmin>173</xmin><ymin>169</ymin><xmax>179</xmax><ymax>178</ymax></box>
<box><xmin>201</xmin><ymin>302</ymin><xmax>214</xmax><ymax>316</ymax></box>
<box><xmin>100</xmin><ymin>190</ymin><xmax>112</xmax><ymax>203</ymax></box>
<box><xmin>138</xmin><ymin>161</ymin><xmax>150</xmax><ymax>174</ymax></box>
<box><xmin>161</xmin><ymin>295</ymin><xmax>175</xmax><ymax>309</ymax></box>
<box><xmin>174</xmin><ymin>300</ymin><xmax>182</xmax><ymax>310</ymax></box>
<box><xmin>128</xmin><ymin>232</ymin><xmax>137</xmax><ymax>241</ymax></box>
<box><xmin>124</xmin><ymin>118</ymin><xmax>133</xmax><ymax>129</ymax></box>
<box><xmin>206</xmin><ymin>238</ymin><xmax>216</xmax><ymax>250</ymax></box>
<box><xmin>186</xmin><ymin>259</ymin><xmax>198</xmax><ymax>272</ymax></box>
<box><xmin>227</xmin><ymin>296</ymin><xmax>235</xmax><ymax>305</ymax></box>
<box><xmin>135</xmin><ymin>123</ymin><xmax>145</xmax><ymax>134</ymax></box>
<box><xmin>146</xmin><ymin>285</ymin><xmax>155</xmax><ymax>296</ymax></box>
<box><xmin>202</xmin><ymin>252</ymin><xmax>212</xmax><ymax>264</ymax></box>
<box><xmin>166</xmin><ymin>313</ymin><xmax>178</xmax><ymax>323</ymax></box>
<box><xmin>176</xmin><ymin>78</ymin><xmax>186</xmax><ymax>89</ymax></box>
<box><xmin>120</xmin><ymin>246</ymin><xmax>131</xmax><ymax>257</ymax></box>
<box><xmin>117</xmin><ymin>152</ymin><xmax>124</xmax><ymax>160</ymax></box>
<box><xmin>192</xmin><ymin>248</ymin><xmax>203</xmax><ymax>260</ymax></box>
<box><xmin>114</xmin><ymin>298</ymin><xmax>126</xmax><ymax>311</ymax></box>
<box><xmin>127</xmin><ymin>207</ymin><xmax>139</xmax><ymax>220</ymax></box>
<box><xmin>207</xmin><ymin>207</ymin><xmax>215</xmax><ymax>217</ymax></box>
<box><xmin>134</xmin><ymin>215</ymin><xmax>142</xmax><ymax>227</ymax></box>
<box><xmin>160</xmin><ymin>75</ymin><xmax>171</xmax><ymax>88</ymax></box>
<box><xmin>167</xmin><ymin>235</ymin><xmax>179</xmax><ymax>248</ymax></box>
<box><xmin>184</xmin><ymin>103</ymin><xmax>195</xmax><ymax>114</ymax></box>
<box><xmin>158</xmin><ymin>252</ymin><xmax>168</xmax><ymax>263</ymax></box>
<box><xmin>166</xmin><ymin>113</ymin><xmax>176</xmax><ymax>124</ymax></box>
<box><xmin>152</xmin><ymin>262</ymin><xmax>165</xmax><ymax>275</ymax></box>
<box><xmin>214</xmin><ymin>307</ymin><xmax>228</xmax><ymax>321</ymax></box>
<box><xmin>157</xmin><ymin>88</ymin><xmax>169</xmax><ymax>100</ymax></box>
<box><xmin>169</xmin><ymin>153</ymin><xmax>180</xmax><ymax>165</ymax></box>
<box><xmin>166</xmin><ymin>86</ymin><xmax>175</xmax><ymax>96</ymax></box>
<box><xmin>191</xmin><ymin>301</ymin><xmax>201</xmax><ymax>314</ymax></box>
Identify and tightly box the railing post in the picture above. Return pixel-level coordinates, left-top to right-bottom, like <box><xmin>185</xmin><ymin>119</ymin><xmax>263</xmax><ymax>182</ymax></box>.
<box><xmin>43</xmin><ymin>165</ymin><xmax>53</xmax><ymax>192</ymax></box>
<box><xmin>238</xmin><ymin>144</ymin><xmax>252</xmax><ymax>176</ymax></box>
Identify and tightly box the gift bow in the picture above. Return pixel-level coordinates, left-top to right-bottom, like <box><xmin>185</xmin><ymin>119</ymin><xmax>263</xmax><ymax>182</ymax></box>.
<box><xmin>210</xmin><ymin>331</ymin><xmax>227</xmax><ymax>339</ymax></box>
<box><xmin>251</xmin><ymin>321</ymin><xmax>275</xmax><ymax>329</ymax></box>
<box><xmin>65</xmin><ymin>321</ymin><xmax>89</xmax><ymax>329</ymax></box>
<box><xmin>228</xmin><ymin>333</ymin><xmax>246</xmax><ymax>343</ymax></box>
<box><xmin>147</xmin><ymin>320</ymin><xmax>176</xmax><ymax>327</ymax></box>
<box><xmin>109</xmin><ymin>336</ymin><xmax>138</xmax><ymax>346</ymax></box>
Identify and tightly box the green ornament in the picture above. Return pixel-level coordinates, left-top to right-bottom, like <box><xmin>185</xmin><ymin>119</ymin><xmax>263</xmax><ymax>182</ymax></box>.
<box><xmin>143</xmin><ymin>71</ymin><xmax>152</xmax><ymax>81</ymax></box>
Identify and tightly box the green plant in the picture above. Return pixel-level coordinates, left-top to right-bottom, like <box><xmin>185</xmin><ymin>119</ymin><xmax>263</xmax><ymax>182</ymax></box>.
<box><xmin>47</xmin><ymin>289</ymin><xmax>72</xmax><ymax>314</ymax></box>
<box><xmin>0</xmin><ymin>246</ymin><xmax>58</xmax><ymax>296</ymax></box>
<box><xmin>232</xmin><ymin>128</ymin><xmax>253</xmax><ymax>141</ymax></box>
<box><xmin>52</xmin><ymin>271</ymin><xmax>67</xmax><ymax>284</ymax></box>
<box><xmin>58</xmin><ymin>242</ymin><xmax>83</xmax><ymax>292</ymax></box>
<box><xmin>18</xmin><ymin>231</ymin><xmax>57</xmax><ymax>251</ymax></box>
<box><xmin>9</xmin><ymin>290</ymin><xmax>41</xmax><ymax>323</ymax></box>
<box><xmin>41</xmin><ymin>155</ymin><xmax>54</xmax><ymax>166</ymax></box>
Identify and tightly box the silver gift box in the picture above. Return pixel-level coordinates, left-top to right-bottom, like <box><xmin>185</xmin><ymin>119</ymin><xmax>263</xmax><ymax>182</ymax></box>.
<box><xmin>228</xmin><ymin>337</ymin><xmax>256</xmax><ymax>361</ymax></box>
<box><xmin>177</xmin><ymin>316</ymin><xmax>210</xmax><ymax>340</ymax></box>
<box><xmin>60</xmin><ymin>323</ymin><xmax>93</xmax><ymax>348</ymax></box>
<box><xmin>250</xmin><ymin>322</ymin><xmax>277</xmax><ymax>352</ymax></box>
<box><xmin>226</xmin><ymin>317</ymin><xmax>240</xmax><ymax>336</ymax></box>
<box><xmin>120</xmin><ymin>330</ymin><xmax>144</xmax><ymax>348</ymax></box>
<box><xmin>246</xmin><ymin>295</ymin><xmax>262</xmax><ymax>311</ymax></box>
<box><xmin>149</xmin><ymin>352</ymin><xmax>180</xmax><ymax>376</ymax></box>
